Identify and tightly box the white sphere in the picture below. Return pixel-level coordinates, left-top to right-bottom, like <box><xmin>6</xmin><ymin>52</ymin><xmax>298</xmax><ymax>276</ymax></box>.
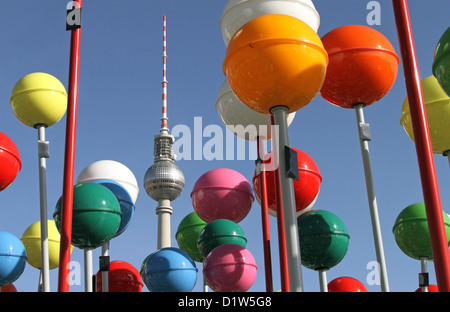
<box><xmin>216</xmin><ymin>79</ymin><xmax>295</xmax><ymax>141</ymax></box>
<box><xmin>220</xmin><ymin>0</ymin><xmax>320</xmax><ymax>46</ymax></box>
<box><xmin>76</xmin><ymin>160</ymin><xmax>139</xmax><ymax>204</ymax></box>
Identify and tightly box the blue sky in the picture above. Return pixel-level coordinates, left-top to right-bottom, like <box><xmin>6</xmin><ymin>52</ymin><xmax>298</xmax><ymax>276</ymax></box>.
<box><xmin>1</xmin><ymin>0</ymin><xmax>450</xmax><ymax>292</ymax></box>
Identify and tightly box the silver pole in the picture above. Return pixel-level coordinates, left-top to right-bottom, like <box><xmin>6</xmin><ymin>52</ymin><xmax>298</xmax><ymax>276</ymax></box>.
<box><xmin>37</xmin><ymin>125</ymin><xmax>50</xmax><ymax>292</ymax></box>
<box><xmin>84</xmin><ymin>248</ymin><xmax>93</xmax><ymax>292</ymax></box>
<box><xmin>270</xmin><ymin>106</ymin><xmax>304</xmax><ymax>292</ymax></box>
<box><xmin>318</xmin><ymin>270</ymin><xmax>328</xmax><ymax>292</ymax></box>
<box><xmin>156</xmin><ymin>198</ymin><xmax>172</xmax><ymax>249</ymax></box>
<box><xmin>101</xmin><ymin>243</ymin><xmax>109</xmax><ymax>292</ymax></box>
<box><xmin>203</xmin><ymin>275</ymin><xmax>209</xmax><ymax>292</ymax></box>
<box><xmin>420</xmin><ymin>257</ymin><xmax>428</xmax><ymax>292</ymax></box>
<box><xmin>354</xmin><ymin>104</ymin><xmax>390</xmax><ymax>292</ymax></box>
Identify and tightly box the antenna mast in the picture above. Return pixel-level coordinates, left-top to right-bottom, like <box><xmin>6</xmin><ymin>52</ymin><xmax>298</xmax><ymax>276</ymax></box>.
<box><xmin>161</xmin><ymin>15</ymin><xmax>169</xmax><ymax>134</ymax></box>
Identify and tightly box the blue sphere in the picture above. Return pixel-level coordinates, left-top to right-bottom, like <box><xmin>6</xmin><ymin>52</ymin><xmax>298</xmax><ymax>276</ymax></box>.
<box><xmin>142</xmin><ymin>247</ymin><xmax>197</xmax><ymax>292</ymax></box>
<box><xmin>90</xmin><ymin>179</ymin><xmax>135</xmax><ymax>237</ymax></box>
<box><xmin>0</xmin><ymin>232</ymin><xmax>27</xmax><ymax>286</ymax></box>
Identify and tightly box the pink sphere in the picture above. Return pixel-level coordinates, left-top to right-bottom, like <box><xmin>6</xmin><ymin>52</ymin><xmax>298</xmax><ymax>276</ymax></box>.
<box><xmin>203</xmin><ymin>244</ymin><xmax>257</xmax><ymax>292</ymax></box>
<box><xmin>191</xmin><ymin>168</ymin><xmax>254</xmax><ymax>223</ymax></box>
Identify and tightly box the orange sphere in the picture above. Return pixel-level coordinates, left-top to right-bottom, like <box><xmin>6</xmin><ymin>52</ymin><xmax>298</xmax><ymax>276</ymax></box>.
<box><xmin>223</xmin><ymin>14</ymin><xmax>328</xmax><ymax>114</ymax></box>
<box><xmin>320</xmin><ymin>25</ymin><xmax>399</xmax><ymax>108</ymax></box>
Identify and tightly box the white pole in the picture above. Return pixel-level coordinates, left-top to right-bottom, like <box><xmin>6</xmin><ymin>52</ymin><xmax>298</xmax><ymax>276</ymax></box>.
<box><xmin>270</xmin><ymin>106</ymin><xmax>304</xmax><ymax>292</ymax></box>
<box><xmin>37</xmin><ymin>125</ymin><xmax>50</xmax><ymax>292</ymax></box>
<box><xmin>354</xmin><ymin>104</ymin><xmax>390</xmax><ymax>292</ymax></box>
<box><xmin>318</xmin><ymin>270</ymin><xmax>328</xmax><ymax>292</ymax></box>
<box><xmin>84</xmin><ymin>248</ymin><xmax>93</xmax><ymax>292</ymax></box>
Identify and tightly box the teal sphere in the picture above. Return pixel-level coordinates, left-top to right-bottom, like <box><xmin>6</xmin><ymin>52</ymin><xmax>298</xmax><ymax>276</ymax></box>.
<box><xmin>297</xmin><ymin>210</ymin><xmax>350</xmax><ymax>270</ymax></box>
<box><xmin>197</xmin><ymin>219</ymin><xmax>247</xmax><ymax>258</ymax></box>
<box><xmin>54</xmin><ymin>183</ymin><xmax>122</xmax><ymax>249</ymax></box>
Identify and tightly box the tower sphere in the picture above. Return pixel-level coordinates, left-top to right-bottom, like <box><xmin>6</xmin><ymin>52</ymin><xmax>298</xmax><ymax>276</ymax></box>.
<box><xmin>144</xmin><ymin>160</ymin><xmax>185</xmax><ymax>201</ymax></box>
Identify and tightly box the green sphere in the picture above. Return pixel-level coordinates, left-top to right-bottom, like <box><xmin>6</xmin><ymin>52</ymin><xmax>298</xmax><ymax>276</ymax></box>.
<box><xmin>297</xmin><ymin>210</ymin><xmax>350</xmax><ymax>271</ymax></box>
<box><xmin>54</xmin><ymin>183</ymin><xmax>122</xmax><ymax>249</ymax></box>
<box><xmin>393</xmin><ymin>202</ymin><xmax>450</xmax><ymax>260</ymax></box>
<box><xmin>433</xmin><ymin>27</ymin><xmax>450</xmax><ymax>96</ymax></box>
<box><xmin>197</xmin><ymin>219</ymin><xmax>247</xmax><ymax>258</ymax></box>
<box><xmin>175</xmin><ymin>212</ymin><xmax>207</xmax><ymax>262</ymax></box>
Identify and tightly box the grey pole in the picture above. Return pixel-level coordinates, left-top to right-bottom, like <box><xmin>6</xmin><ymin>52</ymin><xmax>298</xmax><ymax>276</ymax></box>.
<box><xmin>420</xmin><ymin>257</ymin><xmax>428</xmax><ymax>292</ymax></box>
<box><xmin>101</xmin><ymin>242</ymin><xmax>109</xmax><ymax>292</ymax></box>
<box><xmin>318</xmin><ymin>270</ymin><xmax>328</xmax><ymax>292</ymax></box>
<box><xmin>354</xmin><ymin>104</ymin><xmax>390</xmax><ymax>292</ymax></box>
<box><xmin>37</xmin><ymin>125</ymin><xmax>50</xmax><ymax>292</ymax></box>
<box><xmin>270</xmin><ymin>106</ymin><xmax>304</xmax><ymax>292</ymax></box>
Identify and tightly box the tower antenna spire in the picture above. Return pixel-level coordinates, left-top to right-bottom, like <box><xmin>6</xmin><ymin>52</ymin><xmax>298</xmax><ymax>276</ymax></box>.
<box><xmin>161</xmin><ymin>14</ymin><xmax>169</xmax><ymax>134</ymax></box>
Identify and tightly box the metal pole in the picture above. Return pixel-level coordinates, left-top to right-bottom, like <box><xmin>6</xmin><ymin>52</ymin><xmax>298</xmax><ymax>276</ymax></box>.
<box><xmin>270</xmin><ymin>106</ymin><xmax>303</xmax><ymax>292</ymax></box>
<box><xmin>84</xmin><ymin>248</ymin><xmax>93</xmax><ymax>292</ymax></box>
<box><xmin>318</xmin><ymin>270</ymin><xmax>328</xmax><ymax>292</ymax></box>
<box><xmin>256</xmin><ymin>136</ymin><xmax>274</xmax><ymax>292</ymax></box>
<box><xmin>393</xmin><ymin>0</ymin><xmax>450</xmax><ymax>292</ymax></box>
<box><xmin>354</xmin><ymin>104</ymin><xmax>390</xmax><ymax>292</ymax></box>
<box><xmin>203</xmin><ymin>277</ymin><xmax>209</xmax><ymax>292</ymax></box>
<box><xmin>271</xmin><ymin>116</ymin><xmax>290</xmax><ymax>292</ymax></box>
<box><xmin>101</xmin><ymin>242</ymin><xmax>109</xmax><ymax>292</ymax></box>
<box><xmin>156</xmin><ymin>199</ymin><xmax>172</xmax><ymax>249</ymax></box>
<box><xmin>37</xmin><ymin>125</ymin><xmax>50</xmax><ymax>292</ymax></box>
<box><xmin>420</xmin><ymin>257</ymin><xmax>428</xmax><ymax>292</ymax></box>
<box><xmin>58</xmin><ymin>0</ymin><xmax>83</xmax><ymax>292</ymax></box>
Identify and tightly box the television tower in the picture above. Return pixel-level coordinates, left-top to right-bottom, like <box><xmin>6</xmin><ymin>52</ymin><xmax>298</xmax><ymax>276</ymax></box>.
<box><xmin>144</xmin><ymin>15</ymin><xmax>185</xmax><ymax>249</ymax></box>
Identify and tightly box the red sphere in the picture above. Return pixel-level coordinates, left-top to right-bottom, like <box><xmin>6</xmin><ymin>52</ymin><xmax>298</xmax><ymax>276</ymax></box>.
<box><xmin>415</xmin><ymin>285</ymin><xmax>439</xmax><ymax>292</ymax></box>
<box><xmin>96</xmin><ymin>260</ymin><xmax>143</xmax><ymax>292</ymax></box>
<box><xmin>328</xmin><ymin>276</ymin><xmax>368</xmax><ymax>292</ymax></box>
<box><xmin>1</xmin><ymin>283</ymin><xmax>17</xmax><ymax>292</ymax></box>
<box><xmin>252</xmin><ymin>148</ymin><xmax>321</xmax><ymax>217</ymax></box>
<box><xmin>320</xmin><ymin>25</ymin><xmax>399</xmax><ymax>108</ymax></box>
<box><xmin>0</xmin><ymin>132</ymin><xmax>21</xmax><ymax>191</ymax></box>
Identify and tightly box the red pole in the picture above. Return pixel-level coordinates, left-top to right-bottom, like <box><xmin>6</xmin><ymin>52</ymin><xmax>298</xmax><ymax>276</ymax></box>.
<box><xmin>271</xmin><ymin>116</ymin><xmax>290</xmax><ymax>292</ymax></box>
<box><xmin>256</xmin><ymin>136</ymin><xmax>273</xmax><ymax>292</ymax></box>
<box><xmin>58</xmin><ymin>0</ymin><xmax>82</xmax><ymax>292</ymax></box>
<box><xmin>392</xmin><ymin>0</ymin><xmax>450</xmax><ymax>292</ymax></box>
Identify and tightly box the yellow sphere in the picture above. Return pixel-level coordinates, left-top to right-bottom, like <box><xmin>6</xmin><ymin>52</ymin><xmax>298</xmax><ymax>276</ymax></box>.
<box><xmin>223</xmin><ymin>14</ymin><xmax>328</xmax><ymax>114</ymax></box>
<box><xmin>400</xmin><ymin>76</ymin><xmax>450</xmax><ymax>154</ymax></box>
<box><xmin>10</xmin><ymin>72</ymin><xmax>68</xmax><ymax>128</ymax></box>
<box><xmin>21</xmin><ymin>220</ymin><xmax>72</xmax><ymax>270</ymax></box>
